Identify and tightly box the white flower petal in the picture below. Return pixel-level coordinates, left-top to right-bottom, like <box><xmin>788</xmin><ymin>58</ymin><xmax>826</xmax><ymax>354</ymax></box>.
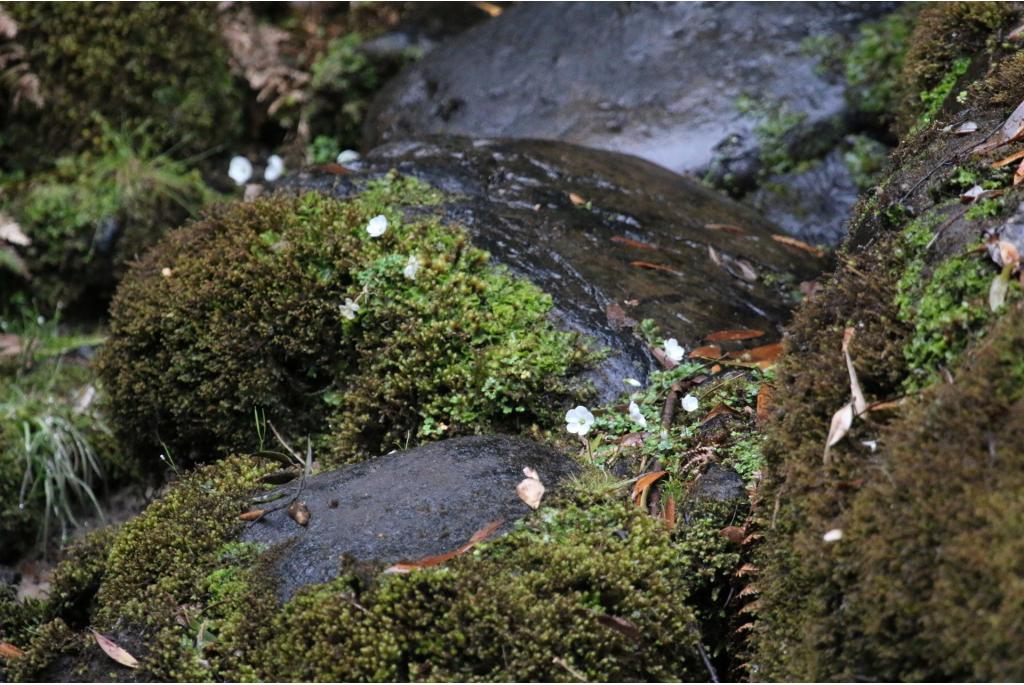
<box><xmin>228</xmin><ymin>156</ymin><xmax>253</xmax><ymax>186</ymax></box>
<box><xmin>628</xmin><ymin>401</ymin><xmax>647</xmax><ymax>428</ymax></box>
<box><xmin>823</xmin><ymin>528</ymin><xmax>843</xmax><ymax>543</ymax></box>
<box><xmin>623</xmin><ymin>377</ymin><xmax>642</xmax><ymax>387</ymax></box>
<box><xmin>264</xmin><ymin>154</ymin><xmax>285</xmax><ymax>182</ymax></box>
<box><xmin>681</xmin><ymin>394</ymin><xmax>699</xmax><ymax>413</ymax></box>
<box><xmin>663</xmin><ymin>338</ymin><xmax>686</xmax><ymax>363</ymax></box>
<box><xmin>403</xmin><ymin>254</ymin><xmax>420</xmax><ymax>280</ymax></box>
<box><xmin>366</xmin><ymin>214</ymin><xmax>388</xmax><ymax>237</ymax></box>
<box><xmin>336</xmin><ymin>149</ymin><xmax>361</xmax><ymax>164</ymax></box>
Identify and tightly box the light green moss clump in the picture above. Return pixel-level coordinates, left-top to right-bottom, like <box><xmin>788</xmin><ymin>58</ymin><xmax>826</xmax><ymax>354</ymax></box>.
<box><xmin>844</xmin><ymin>9</ymin><xmax>915</xmax><ymax>127</ymax></box>
<box><xmin>99</xmin><ymin>175</ymin><xmax>595</xmax><ymax>467</ymax></box>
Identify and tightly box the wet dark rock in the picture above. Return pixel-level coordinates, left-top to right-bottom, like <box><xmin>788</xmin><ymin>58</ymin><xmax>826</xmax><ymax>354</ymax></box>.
<box><xmin>359</xmin><ymin>2</ymin><xmax>495</xmax><ymax>62</ymax></box>
<box><xmin>240</xmin><ymin>435</ymin><xmax>580</xmax><ymax>602</ymax></box>
<box><xmin>290</xmin><ymin>136</ymin><xmax>824</xmax><ymax>399</ymax></box>
<box><xmin>691</xmin><ymin>463</ymin><xmax>747</xmax><ymax>503</ymax></box>
<box><xmin>748</xmin><ymin>148</ymin><xmax>862</xmax><ymax>246</ymax></box>
<box><xmin>364</xmin><ymin>2</ymin><xmax>892</xmax><ymax>190</ymax></box>
<box><xmin>0</xmin><ymin>565</ymin><xmax>19</xmax><ymax>588</ymax></box>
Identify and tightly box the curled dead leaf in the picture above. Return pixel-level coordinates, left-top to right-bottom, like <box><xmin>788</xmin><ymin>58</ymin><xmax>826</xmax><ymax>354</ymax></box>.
<box><xmin>663</xmin><ymin>495</ymin><xmax>676</xmax><ymax>530</ymax></box>
<box><xmin>605</xmin><ymin>302</ymin><xmax>637</xmax><ymax>330</ymax></box>
<box><xmin>287</xmin><ymin>500</ymin><xmax>310</xmax><ymax>526</ymax></box>
<box><xmin>719</xmin><ymin>526</ymin><xmax>746</xmax><ymax>544</ymax></box>
<box><xmin>0</xmin><ymin>642</ymin><xmax>24</xmax><ymax>659</ymax></box>
<box><xmin>90</xmin><ymin>629</ymin><xmax>139</xmax><ymax>669</ymax></box>
<box><xmin>517</xmin><ymin>467</ymin><xmax>545</xmax><ymax>509</ymax></box>
<box><xmin>384</xmin><ymin>519</ymin><xmax>503</xmax><ymax>574</ymax></box>
<box><xmin>756</xmin><ymin>383</ymin><xmax>773</xmax><ymax>426</ymax></box>
<box><xmin>972</xmin><ymin>98</ymin><xmax>1024</xmax><ymax>155</ymax></box>
<box><xmin>631</xmin><ymin>470</ymin><xmax>667</xmax><ymax>507</ymax></box>
<box><xmin>728</xmin><ymin>342</ymin><xmax>783</xmax><ymax>369</ymax></box>
<box><xmin>736</xmin><ymin>563</ymin><xmax>759</xmax><ymax>577</ymax></box>
<box><xmin>1016</xmin><ymin>158</ymin><xmax>1024</xmax><ymax>186</ymax></box>
<box><xmin>842</xmin><ymin>327</ymin><xmax>867</xmax><ymax>416</ymax></box>
<box><xmin>239</xmin><ymin>508</ymin><xmax>265</xmax><ymax>522</ymax></box>
<box><xmin>689</xmin><ymin>344</ymin><xmax>722</xmax><ymax>360</ymax></box>
<box><xmin>991</xmin><ymin>148</ymin><xmax>1024</xmax><ymax>169</ymax></box>
<box><xmin>610</xmin><ymin>235</ymin><xmax>657</xmax><ymax>249</ymax></box>
<box><xmin>823</xmin><ymin>402</ymin><xmax>854</xmax><ymax>464</ymax></box>
<box><xmin>705</xmin><ymin>223</ymin><xmax>747</xmax><ymax>235</ymax></box>
<box><xmin>630</xmin><ymin>260</ymin><xmax>678</xmax><ymax>274</ymax></box>
<box><xmin>568</xmin><ymin>192</ymin><xmax>586</xmax><ymax>206</ymax></box>
<box><xmin>953</xmin><ymin>120</ymin><xmax>978</xmax><ymax>135</ymax></box>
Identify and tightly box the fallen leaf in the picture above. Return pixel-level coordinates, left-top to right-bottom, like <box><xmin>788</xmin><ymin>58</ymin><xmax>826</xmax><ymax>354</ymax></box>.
<box><xmin>735</xmin><ymin>622</ymin><xmax>755</xmax><ymax>634</ymax></box>
<box><xmin>239</xmin><ymin>508</ymin><xmax>265</xmax><ymax>521</ymax></box>
<box><xmin>611</xmin><ymin>235</ymin><xmax>657</xmax><ymax>249</ymax></box>
<box><xmin>705</xmin><ymin>329</ymin><xmax>765</xmax><ymax>342</ymax></box>
<box><xmin>689</xmin><ymin>344</ymin><xmax>722</xmax><ymax>360</ymax></box>
<box><xmin>720</xmin><ymin>526</ymin><xmax>746</xmax><ymax>544</ymax></box>
<box><xmin>0</xmin><ymin>642</ymin><xmax>24</xmax><ymax>659</ymax></box>
<box><xmin>568</xmin><ymin>192</ymin><xmax>586</xmax><ymax>206</ymax></box>
<box><xmin>618</xmin><ymin>431</ymin><xmax>646</xmax><ymax>448</ymax></box>
<box><xmin>756</xmin><ymin>384</ymin><xmax>773</xmax><ymax>425</ymax></box>
<box><xmin>287</xmin><ymin>500</ymin><xmax>310</xmax><ymax>526</ymax></box>
<box><xmin>771</xmin><ymin>234</ymin><xmax>825</xmax><ymax>258</ymax></box>
<box><xmin>0</xmin><ymin>214</ymin><xmax>30</xmax><ymax>246</ymax></box>
<box><xmin>991</xmin><ymin>148</ymin><xmax>1024</xmax><ymax>169</ymax></box>
<box><xmin>517</xmin><ymin>467</ymin><xmax>545</xmax><ymax>509</ymax></box>
<box><xmin>310</xmin><ymin>163</ymin><xmax>352</xmax><ymax>175</ymax></box>
<box><xmin>710</xmin><ymin>363</ymin><xmax>722</xmax><ymax>374</ymax></box>
<box><xmin>630</xmin><ymin>260</ymin><xmax>678</xmax><ymax>274</ymax></box>
<box><xmin>823</xmin><ymin>402</ymin><xmax>854</xmax><ymax>464</ymax></box>
<box><xmin>0</xmin><ymin>333</ymin><xmax>23</xmax><ymax>357</ymax></box>
<box><xmin>961</xmin><ymin>184</ymin><xmax>985</xmax><ymax>203</ymax></box>
<box><xmin>663</xmin><ymin>495</ymin><xmax>676</xmax><ymax>529</ymax></box>
<box><xmin>729</xmin><ymin>342</ymin><xmax>783</xmax><ymax>368</ymax></box>
<box><xmin>700</xmin><ymin>402</ymin><xmax>737</xmax><ymax>424</ymax></box>
<box><xmin>705</xmin><ymin>223</ymin><xmax>747</xmax><ymax>235</ymax></box>
<box><xmin>736</xmin><ymin>563</ymin><xmax>759</xmax><ymax>577</ymax></box>
<box><xmin>595</xmin><ymin>614</ymin><xmax>642</xmax><ymax>642</ymax></box>
<box><xmin>1016</xmin><ymin>158</ymin><xmax>1024</xmax><ymax>186</ymax></box>
<box><xmin>631</xmin><ymin>470</ymin><xmax>667</xmax><ymax>507</ymax></box>
<box><xmin>954</xmin><ymin>120</ymin><xmax>979</xmax><ymax>135</ymax></box>
<box><xmin>651</xmin><ymin>345</ymin><xmax>679</xmax><ymax>370</ymax></box>
<box><xmin>842</xmin><ymin>328</ymin><xmax>867</xmax><ymax>416</ymax></box>
<box><xmin>990</xmin><ymin>264</ymin><xmax>1013</xmax><ymax>311</ymax></box>
<box><xmin>605</xmin><ymin>302</ymin><xmax>637</xmax><ymax>330</ymax></box>
<box><xmin>973</xmin><ymin>98</ymin><xmax>1024</xmax><ymax>155</ymax></box>
<box><xmin>384</xmin><ymin>519</ymin><xmax>503</xmax><ymax>574</ymax></box>
<box><xmin>471</xmin><ymin>1</ymin><xmax>503</xmax><ymax>17</ymax></box>
<box><xmin>90</xmin><ymin>629</ymin><xmax>139</xmax><ymax>669</ymax></box>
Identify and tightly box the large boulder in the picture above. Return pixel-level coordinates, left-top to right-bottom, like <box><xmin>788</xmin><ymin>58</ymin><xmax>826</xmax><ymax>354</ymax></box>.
<box><xmin>293</xmin><ymin>136</ymin><xmax>824</xmax><ymax>398</ymax></box>
<box><xmin>242</xmin><ymin>435</ymin><xmax>579</xmax><ymax>601</ymax></box>
<box><xmin>363</xmin><ymin>2</ymin><xmax>891</xmax><ymax>188</ymax></box>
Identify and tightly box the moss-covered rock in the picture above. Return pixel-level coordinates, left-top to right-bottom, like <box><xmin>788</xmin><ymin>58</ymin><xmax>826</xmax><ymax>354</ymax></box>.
<box><xmin>0</xmin><ymin>127</ymin><xmax>217</xmax><ymax>314</ymax></box>
<box><xmin>99</xmin><ymin>175</ymin><xmax>594</xmax><ymax>467</ymax></box>
<box><xmin>0</xmin><ymin>2</ymin><xmax>242</xmax><ymax>171</ymax></box>
<box><xmin>752</xmin><ymin>18</ymin><xmax>1024</xmax><ymax>679</ymax></box>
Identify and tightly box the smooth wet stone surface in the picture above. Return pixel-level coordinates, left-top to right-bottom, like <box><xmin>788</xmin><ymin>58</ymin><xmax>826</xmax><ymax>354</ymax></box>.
<box><xmin>291</xmin><ymin>136</ymin><xmax>824</xmax><ymax>399</ymax></box>
<box><xmin>363</xmin><ymin>1</ymin><xmax>891</xmax><ymax>187</ymax></box>
<box><xmin>240</xmin><ymin>435</ymin><xmax>579</xmax><ymax>602</ymax></box>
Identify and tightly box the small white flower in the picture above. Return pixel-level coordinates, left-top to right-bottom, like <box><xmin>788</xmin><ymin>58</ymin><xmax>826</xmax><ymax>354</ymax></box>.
<box><xmin>336</xmin><ymin>149</ymin><xmax>361</xmax><ymax>164</ymax></box>
<box><xmin>861</xmin><ymin>440</ymin><xmax>878</xmax><ymax>453</ymax></box>
<box><xmin>264</xmin><ymin>154</ymin><xmax>285</xmax><ymax>182</ymax></box>
<box><xmin>628</xmin><ymin>401</ymin><xmax>647</xmax><ymax>428</ymax></box>
<box><xmin>339</xmin><ymin>297</ymin><xmax>360</xmax><ymax>320</ymax></box>
<box><xmin>565</xmin><ymin>405</ymin><xmax>595</xmax><ymax>436</ymax></box>
<box><xmin>663</xmin><ymin>338</ymin><xmax>686</xmax><ymax>363</ymax></box>
<box><xmin>228</xmin><ymin>155</ymin><xmax>253</xmax><ymax>186</ymax></box>
<box><xmin>36</xmin><ymin>315</ymin><xmax>44</xmax><ymax>326</ymax></box>
<box><xmin>366</xmin><ymin>215</ymin><xmax>388</xmax><ymax>238</ymax></box>
<box><xmin>623</xmin><ymin>377</ymin><xmax>642</xmax><ymax>388</ymax></box>
<box><xmin>681</xmin><ymin>394</ymin><xmax>699</xmax><ymax>413</ymax></box>
<box><xmin>823</xmin><ymin>528</ymin><xmax>843</xmax><ymax>543</ymax></box>
<box><xmin>403</xmin><ymin>254</ymin><xmax>421</xmax><ymax>280</ymax></box>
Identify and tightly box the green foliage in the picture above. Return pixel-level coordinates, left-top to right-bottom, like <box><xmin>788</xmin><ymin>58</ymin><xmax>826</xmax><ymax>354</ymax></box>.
<box><xmin>307</xmin><ymin>135</ymin><xmax>343</xmax><ymax>165</ymax></box>
<box><xmin>844</xmin><ymin>9</ymin><xmax>915</xmax><ymax>124</ymax></box>
<box><xmin>735</xmin><ymin>94</ymin><xmax>809</xmax><ymax>177</ymax></box>
<box><xmin>0</xmin><ymin>2</ymin><xmax>242</xmax><ymax>171</ymax></box>
<box><xmin>1</xmin><ymin>124</ymin><xmax>217</xmax><ymax>313</ymax></box>
<box><xmin>842</xmin><ymin>135</ymin><xmax>890</xmax><ymax>190</ymax></box>
<box><xmin>916</xmin><ymin>56</ymin><xmax>971</xmax><ymax>128</ymax></box>
<box><xmin>99</xmin><ymin>176</ymin><xmax>595</xmax><ymax>466</ymax></box>
<box><xmin>0</xmin><ymin>314</ymin><xmax>122</xmax><ymax>561</ymax></box>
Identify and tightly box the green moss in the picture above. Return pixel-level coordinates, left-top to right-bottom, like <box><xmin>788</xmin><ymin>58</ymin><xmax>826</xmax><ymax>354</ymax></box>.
<box><xmin>735</xmin><ymin>94</ymin><xmax>810</xmax><ymax>178</ymax></box>
<box><xmin>100</xmin><ymin>174</ymin><xmax>595</xmax><ymax>467</ymax></box>
<box><xmin>898</xmin><ymin>2</ymin><xmax>1017</xmax><ymax>129</ymax></box>
<box><xmin>844</xmin><ymin>9</ymin><xmax>915</xmax><ymax>125</ymax></box>
<box><xmin>0</xmin><ymin>3</ymin><xmax>242</xmax><ymax>171</ymax></box>
<box><xmin>842</xmin><ymin>135</ymin><xmax>890</xmax><ymax>190</ymax></box>
<box><xmin>1</xmin><ymin>125</ymin><xmax>217</xmax><ymax>313</ymax></box>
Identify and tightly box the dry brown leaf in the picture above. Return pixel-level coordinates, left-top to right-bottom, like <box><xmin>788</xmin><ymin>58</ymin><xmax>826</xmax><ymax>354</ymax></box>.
<box><xmin>471</xmin><ymin>1</ymin><xmax>503</xmax><ymax>17</ymax></box>
<box><xmin>663</xmin><ymin>495</ymin><xmax>676</xmax><ymax>530</ymax></box>
<box><xmin>605</xmin><ymin>302</ymin><xmax>637</xmax><ymax>330</ymax></box>
<box><xmin>705</xmin><ymin>223</ymin><xmax>747</xmax><ymax>235</ymax></box>
<box><xmin>735</xmin><ymin>622</ymin><xmax>755</xmax><ymax>634</ymax></box>
<box><xmin>568</xmin><ymin>192</ymin><xmax>586</xmax><ymax>206</ymax></box>
<box><xmin>689</xmin><ymin>344</ymin><xmax>723</xmax><ymax>360</ymax></box>
<box><xmin>771</xmin><ymin>234</ymin><xmax>825</xmax><ymax>257</ymax></box>
<box><xmin>756</xmin><ymin>383</ymin><xmax>773</xmax><ymax>425</ymax></box>
<box><xmin>999</xmin><ymin>240</ymin><xmax>1021</xmax><ymax>266</ymax></box>
<box><xmin>1016</xmin><ymin>158</ymin><xmax>1024</xmax><ymax>186</ymax></box>
<box><xmin>0</xmin><ymin>8</ymin><xmax>17</xmax><ymax>39</ymax></box>
<box><xmin>618</xmin><ymin>431</ymin><xmax>646</xmax><ymax>448</ymax></box>
<box><xmin>384</xmin><ymin>519</ymin><xmax>503</xmax><ymax>574</ymax></box>
<box><xmin>0</xmin><ymin>642</ymin><xmax>24</xmax><ymax>660</ymax></box>
<box><xmin>700</xmin><ymin>402</ymin><xmax>737</xmax><ymax>424</ymax></box>
<box><xmin>705</xmin><ymin>328</ymin><xmax>765</xmax><ymax>342</ymax></box>
<box><xmin>991</xmin><ymin>148</ymin><xmax>1024</xmax><ymax>169</ymax></box>
<box><xmin>630</xmin><ymin>260</ymin><xmax>678</xmax><ymax>274</ymax></box>
<box><xmin>842</xmin><ymin>328</ymin><xmax>867</xmax><ymax>416</ymax></box>
<box><xmin>720</xmin><ymin>526</ymin><xmax>746</xmax><ymax>544</ymax></box>
<box><xmin>973</xmin><ymin>98</ymin><xmax>1024</xmax><ymax>155</ymax></box>
<box><xmin>737</xmin><ymin>585</ymin><xmax>759</xmax><ymax>599</ymax></box>
<box><xmin>631</xmin><ymin>470</ymin><xmax>668</xmax><ymax>507</ymax></box>
<box><xmin>728</xmin><ymin>342</ymin><xmax>783</xmax><ymax>369</ymax></box>
<box><xmin>287</xmin><ymin>500</ymin><xmax>310</xmax><ymax>526</ymax></box>
<box><xmin>90</xmin><ymin>629</ymin><xmax>139</xmax><ymax>669</ymax></box>
<box><xmin>595</xmin><ymin>614</ymin><xmax>642</xmax><ymax>642</ymax></box>
<box><xmin>610</xmin><ymin>235</ymin><xmax>657</xmax><ymax>249</ymax></box>
<box><xmin>954</xmin><ymin>120</ymin><xmax>978</xmax><ymax>135</ymax></box>
<box><xmin>239</xmin><ymin>509</ymin><xmax>265</xmax><ymax>522</ymax></box>
<box><xmin>823</xmin><ymin>402</ymin><xmax>854</xmax><ymax>464</ymax></box>
<box><xmin>736</xmin><ymin>563</ymin><xmax>759</xmax><ymax>577</ymax></box>
<box><xmin>0</xmin><ymin>214</ymin><xmax>30</xmax><ymax>246</ymax></box>
<box><xmin>517</xmin><ymin>467</ymin><xmax>545</xmax><ymax>509</ymax></box>
<box><xmin>0</xmin><ymin>333</ymin><xmax>23</xmax><ymax>357</ymax></box>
